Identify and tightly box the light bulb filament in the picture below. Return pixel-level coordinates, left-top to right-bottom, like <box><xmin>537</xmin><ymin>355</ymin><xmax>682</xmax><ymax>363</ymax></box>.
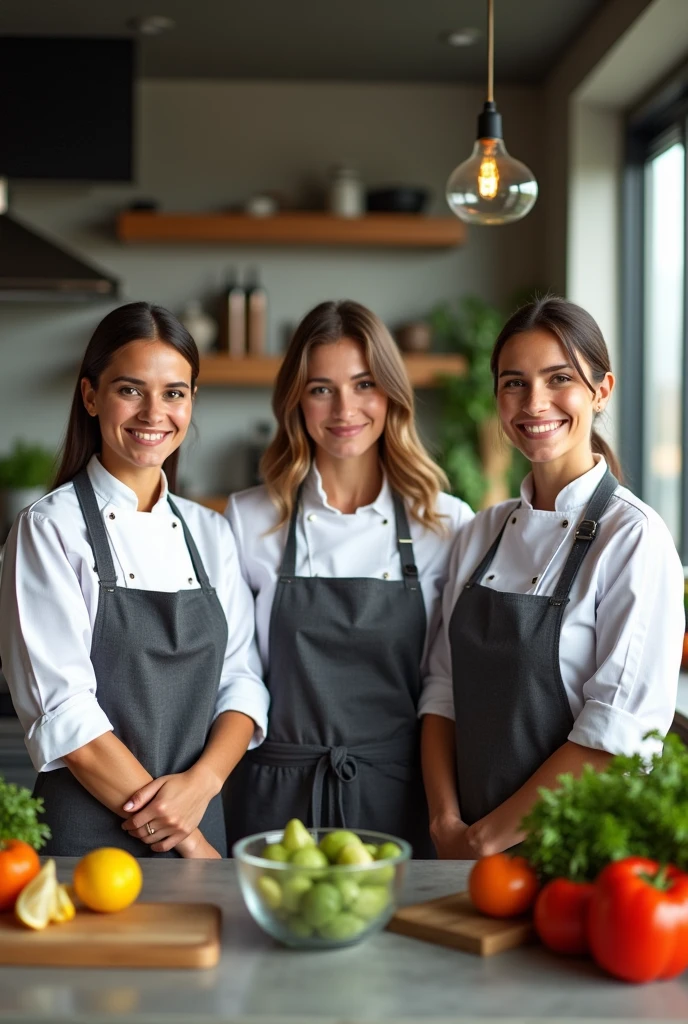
<box><xmin>478</xmin><ymin>156</ymin><xmax>499</xmax><ymax>199</ymax></box>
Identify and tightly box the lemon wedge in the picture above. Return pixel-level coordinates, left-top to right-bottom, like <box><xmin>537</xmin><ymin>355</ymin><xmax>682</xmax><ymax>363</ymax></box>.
<box><xmin>51</xmin><ymin>883</ymin><xmax>76</xmax><ymax>923</ymax></box>
<box><xmin>15</xmin><ymin>858</ymin><xmax>58</xmax><ymax>930</ymax></box>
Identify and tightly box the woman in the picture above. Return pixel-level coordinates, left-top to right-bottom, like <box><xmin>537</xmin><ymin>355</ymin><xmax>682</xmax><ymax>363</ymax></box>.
<box><xmin>421</xmin><ymin>296</ymin><xmax>684</xmax><ymax>859</ymax></box>
<box><xmin>0</xmin><ymin>302</ymin><xmax>269</xmax><ymax>858</ymax></box>
<box><xmin>223</xmin><ymin>300</ymin><xmax>473</xmax><ymax>856</ymax></box>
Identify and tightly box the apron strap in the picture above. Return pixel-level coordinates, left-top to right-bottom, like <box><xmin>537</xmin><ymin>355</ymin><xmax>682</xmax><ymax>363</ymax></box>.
<box><xmin>166</xmin><ymin>496</ymin><xmax>213</xmax><ymax>590</ymax></box>
<box><xmin>278</xmin><ymin>486</ymin><xmax>301</xmax><ymax>580</ymax></box>
<box><xmin>392</xmin><ymin>493</ymin><xmax>421</xmax><ymax>592</ymax></box>
<box><xmin>549</xmin><ymin>468</ymin><xmax>618</xmax><ymax>607</ymax></box>
<box><xmin>465</xmin><ymin>502</ymin><xmax>520</xmax><ymax>589</ymax></box>
<box><xmin>72</xmin><ymin>470</ymin><xmax>118</xmax><ymax>592</ymax></box>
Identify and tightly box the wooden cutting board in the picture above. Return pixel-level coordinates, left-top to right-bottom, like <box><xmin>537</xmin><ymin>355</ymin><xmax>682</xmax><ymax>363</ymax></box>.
<box><xmin>387</xmin><ymin>891</ymin><xmax>534</xmax><ymax>956</ymax></box>
<box><xmin>0</xmin><ymin>902</ymin><xmax>221</xmax><ymax>968</ymax></box>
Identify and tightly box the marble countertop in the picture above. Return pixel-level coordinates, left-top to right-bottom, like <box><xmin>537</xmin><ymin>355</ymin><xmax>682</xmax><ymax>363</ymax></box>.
<box><xmin>1</xmin><ymin>859</ymin><xmax>687</xmax><ymax>1023</ymax></box>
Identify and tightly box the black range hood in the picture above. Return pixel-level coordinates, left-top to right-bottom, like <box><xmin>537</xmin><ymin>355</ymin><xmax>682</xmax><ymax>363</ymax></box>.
<box><xmin>0</xmin><ymin>182</ymin><xmax>119</xmax><ymax>302</ymax></box>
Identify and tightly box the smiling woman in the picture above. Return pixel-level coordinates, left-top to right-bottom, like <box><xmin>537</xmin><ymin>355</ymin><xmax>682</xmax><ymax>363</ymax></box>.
<box><xmin>421</xmin><ymin>296</ymin><xmax>684</xmax><ymax>862</ymax></box>
<box><xmin>0</xmin><ymin>302</ymin><xmax>270</xmax><ymax>859</ymax></box>
<box><xmin>222</xmin><ymin>299</ymin><xmax>474</xmax><ymax>857</ymax></box>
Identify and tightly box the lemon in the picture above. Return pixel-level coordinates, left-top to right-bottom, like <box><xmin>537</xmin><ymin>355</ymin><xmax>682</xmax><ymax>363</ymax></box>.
<box><xmin>15</xmin><ymin>858</ymin><xmax>58</xmax><ymax>930</ymax></box>
<box><xmin>73</xmin><ymin>848</ymin><xmax>142</xmax><ymax>913</ymax></box>
<box><xmin>51</xmin><ymin>883</ymin><xmax>76</xmax><ymax>923</ymax></box>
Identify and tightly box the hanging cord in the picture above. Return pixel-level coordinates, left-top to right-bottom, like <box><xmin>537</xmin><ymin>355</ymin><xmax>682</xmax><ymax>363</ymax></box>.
<box><xmin>487</xmin><ymin>0</ymin><xmax>494</xmax><ymax>103</ymax></box>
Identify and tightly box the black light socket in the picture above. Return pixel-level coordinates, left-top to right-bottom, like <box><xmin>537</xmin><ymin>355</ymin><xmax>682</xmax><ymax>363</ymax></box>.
<box><xmin>477</xmin><ymin>101</ymin><xmax>503</xmax><ymax>140</ymax></box>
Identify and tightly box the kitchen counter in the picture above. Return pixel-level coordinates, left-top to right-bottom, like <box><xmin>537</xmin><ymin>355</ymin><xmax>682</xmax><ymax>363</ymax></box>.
<box><xmin>1</xmin><ymin>860</ymin><xmax>687</xmax><ymax>1023</ymax></box>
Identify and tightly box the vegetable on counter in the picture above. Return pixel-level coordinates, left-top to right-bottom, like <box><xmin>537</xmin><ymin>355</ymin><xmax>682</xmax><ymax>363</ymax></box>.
<box><xmin>587</xmin><ymin>857</ymin><xmax>688</xmax><ymax>983</ymax></box>
<box><xmin>468</xmin><ymin>853</ymin><xmax>539</xmax><ymax>918</ymax></box>
<box><xmin>0</xmin><ymin>776</ymin><xmax>51</xmax><ymax>850</ymax></box>
<box><xmin>520</xmin><ymin>732</ymin><xmax>688</xmax><ymax>883</ymax></box>
<box><xmin>533</xmin><ymin>878</ymin><xmax>594</xmax><ymax>955</ymax></box>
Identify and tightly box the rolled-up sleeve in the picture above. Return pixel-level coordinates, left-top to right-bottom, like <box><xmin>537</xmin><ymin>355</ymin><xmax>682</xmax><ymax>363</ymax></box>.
<box><xmin>212</xmin><ymin>515</ymin><xmax>269</xmax><ymax>747</ymax></box>
<box><xmin>569</xmin><ymin>516</ymin><xmax>684</xmax><ymax>757</ymax></box>
<box><xmin>0</xmin><ymin>513</ymin><xmax>113</xmax><ymax>772</ymax></box>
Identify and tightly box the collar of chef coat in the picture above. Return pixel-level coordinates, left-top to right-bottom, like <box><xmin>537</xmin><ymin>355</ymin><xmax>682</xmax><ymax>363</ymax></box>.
<box><xmin>302</xmin><ymin>461</ymin><xmax>392</xmax><ymax>519</ymax></box>
<box><xmin>86</xmin><ymin>454</ymin><xmax>171</xmax><ymax>515</ymax></box>
<box><xmin>518</xmin><ymin>455</ymin><xmax>608</xmax><ymax>513</ymax></box>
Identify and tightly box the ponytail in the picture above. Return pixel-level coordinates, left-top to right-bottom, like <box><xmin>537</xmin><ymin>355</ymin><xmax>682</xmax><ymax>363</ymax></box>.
<box><xmin>592</xmin><ymin>430</ymin><xmax>623</xmax><ymax>482</ymax></box>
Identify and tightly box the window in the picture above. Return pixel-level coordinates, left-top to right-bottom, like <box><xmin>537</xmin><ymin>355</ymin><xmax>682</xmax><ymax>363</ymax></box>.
<box><xmin>624</xmin><ymin>73</ymin><xmax>688</xmax><ymax>558</ymax></box>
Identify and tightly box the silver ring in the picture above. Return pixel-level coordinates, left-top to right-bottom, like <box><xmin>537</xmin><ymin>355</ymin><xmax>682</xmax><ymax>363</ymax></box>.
<box><xmin>146</xmin><ymin>822</ymin><xmax>155</xmax><ymax>836</ymax></box>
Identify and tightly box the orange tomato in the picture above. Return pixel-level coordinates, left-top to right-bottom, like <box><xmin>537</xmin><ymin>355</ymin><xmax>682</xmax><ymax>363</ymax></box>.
<box><xmin>469</xmin><ymin>853</ymin><xmax>539</xmax><ymax>918</ymax></box>
<box><xmin>0</xmin><ymin>839</ymin><xmax>41</xmax><ymax>912</ymax></box>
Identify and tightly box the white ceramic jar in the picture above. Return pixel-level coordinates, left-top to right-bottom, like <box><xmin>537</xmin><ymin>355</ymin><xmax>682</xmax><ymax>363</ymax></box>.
<box><xmin>329</xmin><ymin>167</ymin><xmax>364</xmax><ymax>218</ymax></box>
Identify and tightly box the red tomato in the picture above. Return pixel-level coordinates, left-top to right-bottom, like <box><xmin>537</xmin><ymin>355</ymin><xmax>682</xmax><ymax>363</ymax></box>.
<box><xmin>0</xmin><ymin>839</ymin><xmax>41</xmax><ymax>911</ymax></box>
<box><xmin>534</xmin><ymin>878</ymin><xmax>595</xmax><ymax>955</ymax></box>
<box><xmin>588</xmin><ymin>857</ymin><xmax>688</xmax><ymax>983</ymax></box>
<box><xmin>469</xmin><ymin>853</ymin><xmax>539</xmax><ymax>918</ymax></box>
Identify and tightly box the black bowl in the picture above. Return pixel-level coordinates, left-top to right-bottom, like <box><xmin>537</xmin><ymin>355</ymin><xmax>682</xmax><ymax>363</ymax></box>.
<box><xmin>366</xmin><ymin>187</ymin><xmax>429</xmax><ymax>214</ymax></box>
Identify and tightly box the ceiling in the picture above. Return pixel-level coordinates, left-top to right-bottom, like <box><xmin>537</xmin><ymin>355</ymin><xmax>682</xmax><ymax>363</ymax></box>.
<box><xmin>0</xmin><ymin>0</ymin><xmax>607</xmax><ymax>83</ymax></box>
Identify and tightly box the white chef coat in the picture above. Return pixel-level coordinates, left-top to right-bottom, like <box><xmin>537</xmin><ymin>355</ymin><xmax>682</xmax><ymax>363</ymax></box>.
<box><xmin>420</xmin><ymin>456</ymin><xmax>684</xmax><ymax>758</ymax></box>
<box><xmin>225</xmin><ymin>464</ymin><xmax>474</xmax><ymax>674</ymax></box>
<box><xmin>0</xmin><ymin>455</ymin><xmax>270</xmax><ymax>773</ymax></box>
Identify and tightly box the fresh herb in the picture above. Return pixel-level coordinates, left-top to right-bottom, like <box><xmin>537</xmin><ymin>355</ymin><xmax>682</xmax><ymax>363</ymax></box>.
<box><xmin>0</xmin><ymin>777</ymin><xmax>51</xmax><ymax>849</ymax></box>
<box><xmin>520</xmin><ymin>732</ymin><xmax>688</xmax><ymax>882</ymax></box>
<box><xmin>0</xmin><ymin>441</ymin><xmax>55</xmax><ymax>490</ymax></box>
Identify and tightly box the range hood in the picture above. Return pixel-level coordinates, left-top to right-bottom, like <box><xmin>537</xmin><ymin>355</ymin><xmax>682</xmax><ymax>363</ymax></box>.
<box><xmin>0</xmin><ymin>179</ymin><xmax>119</xmax><ymax>302</ymax></box>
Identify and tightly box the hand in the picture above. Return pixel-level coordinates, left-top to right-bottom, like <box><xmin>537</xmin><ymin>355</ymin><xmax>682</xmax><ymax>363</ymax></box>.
<box><xmin>430</xmin><ymin>812</ymin><xmax>479</xmax><ymax>860</ymax></box>
<box><xmin>176</xmin><ymin>829</ymin><xmax>222</xmax><ymax>860</ymax></box>
<box><xmin>121</xmin><ymin>767</ymin><xmax>219</xmax><ymax>854</ymax></box>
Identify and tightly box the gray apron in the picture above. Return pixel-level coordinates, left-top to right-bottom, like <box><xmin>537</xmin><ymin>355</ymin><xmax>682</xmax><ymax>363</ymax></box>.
<box><xmin>449</xmin><ymin>469</ymin><xmax>618</xmax><ymax>826</ymax></box>
<box><xmin>34</xmin><ymin>469</ymin><xmax>229</xmax><ymax>858</ymax></box>
<box><xmin>224</xmin><ymin>490</ymin><xmax>434</xmax><ymax>856</ymax></box>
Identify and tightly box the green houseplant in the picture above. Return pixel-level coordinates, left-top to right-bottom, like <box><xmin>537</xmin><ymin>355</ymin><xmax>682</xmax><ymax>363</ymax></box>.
<box><xmin>0</xmin><ymin>441</ymin><xmax>55</xmax><ymax>535</ymax></box>
<box><xmin>429</xmin><ymin>295</ymin><xmax>529</xmax><ymax>509</ymax></box>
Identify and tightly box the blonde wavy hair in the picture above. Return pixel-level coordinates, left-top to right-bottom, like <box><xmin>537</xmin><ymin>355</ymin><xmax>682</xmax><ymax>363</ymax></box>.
<box><xmin>261</xmin><ymin>299</ymin><xmax>449</xmax><ymax>532</ymax></box>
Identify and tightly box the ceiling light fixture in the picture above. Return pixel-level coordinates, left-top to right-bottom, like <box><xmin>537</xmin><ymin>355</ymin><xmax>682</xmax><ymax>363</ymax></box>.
<box><xmin>445</xmin><ymin>0</ymin><xmax>538</xmax><ymax>226</ymax></box>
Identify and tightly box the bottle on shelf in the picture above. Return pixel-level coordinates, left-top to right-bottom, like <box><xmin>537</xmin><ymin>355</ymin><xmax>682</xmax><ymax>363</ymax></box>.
<box><xmin>219</xmin><ymin>269</ymin><xmax>246</xmax><ymax>359</ymax></box>
<box><xmin>245</xmin><ymin>268</ymin><xmax>268</xmax><ymax>356</ymax></box>
<box><xmin>246</xmin><ymin>421</ymin><xmax>274</xmax><ymax>486</ymax></box>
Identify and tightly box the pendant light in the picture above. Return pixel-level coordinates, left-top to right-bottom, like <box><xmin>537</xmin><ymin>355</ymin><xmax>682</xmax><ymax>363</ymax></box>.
<box><xmin>446</xmin><ymin>0</ymin><xmax>538</xmax><ymax>225</ymax></box>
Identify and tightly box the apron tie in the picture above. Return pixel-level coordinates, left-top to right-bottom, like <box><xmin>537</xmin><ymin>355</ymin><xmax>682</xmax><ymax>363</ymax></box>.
<box><xmin>247</xmin><ymin>734</ymin><xmax>418</xmax><ymax>830</ymax></box>
<box><xmin>311</xmin><ymin>746</ymin><xmax>358</xmax><ymax>828</ymax></box>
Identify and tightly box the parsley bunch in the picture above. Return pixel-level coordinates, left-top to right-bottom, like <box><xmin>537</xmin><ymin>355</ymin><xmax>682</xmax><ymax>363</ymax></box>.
<box><xmin>0</xmin><ymin>777</ymin><xmax>51</xmax><ymax>849</ymax></box>
<box><xmin>520</xmin><ymin>732</ymin><xmax>688</xmax><ymax>882</ymax></box>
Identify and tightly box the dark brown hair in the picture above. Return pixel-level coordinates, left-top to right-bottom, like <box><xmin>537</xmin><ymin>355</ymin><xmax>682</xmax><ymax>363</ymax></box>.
<box><xmin>260</xmin><ymin>299</ymin><xmax>449</xmax><ymax>531</ymax></box>
<box><xmin>490</xmin><ymin>296</ymin><xmax>622</xmax><ymax>481</ymax></box>
<box><xmin>53</xmin><ymin>302</ymin><xmax>199</xmax><ymax>492</ymax></box>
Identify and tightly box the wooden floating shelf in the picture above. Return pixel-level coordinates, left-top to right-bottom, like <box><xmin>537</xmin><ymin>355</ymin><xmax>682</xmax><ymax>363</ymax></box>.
<box><xmin>117</xmin><ymin>211</ymin><xmax>466</xmax><ymax>248</ymax></box>
<box><xmin>199</xmin><ymin>353</ymin><xmax>466</xmax><ymax>388</ymax></box>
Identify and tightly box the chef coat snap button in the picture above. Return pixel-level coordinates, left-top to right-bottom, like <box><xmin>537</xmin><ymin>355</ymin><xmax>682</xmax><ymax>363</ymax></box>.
<box><xmin>511</xmin><ymin>517</ymin><xmax>517</xmax><ymax>524</ymax></box>
<box><xmin>129</xmin><ymin>573</ymin><xmax>135</xmax><ymax>580</ymax></box>
<box><xmin>487</xmin><ymin>574</ymin><xmax>495</xmax><ymax>581</ymax></box>
<box><xmin>382</xmin><ymin>572</ymin><xmax>390</xmax><ymax>579</ymax></box>
<box><xmin>307</xmin><ymin>513</ymin><xmax>317</xmax><ymax>522</ymax></box>
<box><xmin>382</xmin><ymin>519</ymin><xmax>389</xmax><ymax>525</ymax></box>
<box><xmin>562</xmin><ymin>520</ymin><xmax>569</xmax><ymax>528</ymax></box>
<box><xmin>532</xmin><ymin>576</ymin><xmax>538</xmax><ymax>584</ymax></box>
<box><xmin>188</xmin><ymin>577</ymin><xmax>194</xmax><ymax>584</ymax></box>
<box><xmin>172</xmin><ymin>522</ymin><xmax>178</xmax><ymax>528</ymax></box>
<box><xmin>108</xmin><ymin>512</ymin><xmax>116</xmax><ymax>520</ymax></box>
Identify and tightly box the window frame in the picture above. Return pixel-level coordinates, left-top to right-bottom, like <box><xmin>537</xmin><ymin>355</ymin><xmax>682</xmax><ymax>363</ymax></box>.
<box><xmin>623</xmin><ymin>65</ymin><xmax>688</xmax><ymax>559</ymax></box>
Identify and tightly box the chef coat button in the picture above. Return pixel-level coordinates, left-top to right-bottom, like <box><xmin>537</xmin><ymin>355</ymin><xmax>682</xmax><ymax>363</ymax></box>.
<box><xmin>487</xmin><ymin>574</ymin><xmax>495</xmax><ymax>581</ymax></box>
<box><xmin>307</xmin><ymin>513</ymin><xmax>317</xmax><ymax>522</ymax></box>
<box><xmin>108</xmin><ymin>512</ymin><xmax>116</xmax><ymax>520</ymax></box>
<box><xmin>188</xmin><ymin>577</ymin><xmax>194</xmax><ymax>585</ymax></box>
<box><xmin>382</xmin><ymin>519</ymin><xmax>389</xmax><ymax>525</ymax></box>
<box><xmin>172</xmin><ymin>521</ymin><xmax>178</xmax><ymax>528</ymax></box>
<box><xmin>382</xmin><ymin>572</ymin><xmax>390</xmax><ymax>579</ymax></box>
<box><xmin>511</xmin><ymin>517</ymin><xmax>517</xmax><ymax>524</ymax></box>
<box><xmin>562</xmin><ymin>520</ymin><xmax>569</xmax><ymax>528</ymax></box>
<box><xmin>532</xmin><ymin>576</ymin><xmax>539</xmax><ymax>584</ymax></box>
<box><xmin>129</xmin><ymin>573</ymin><xmax>135</xmax><ymax>580</ymax></box>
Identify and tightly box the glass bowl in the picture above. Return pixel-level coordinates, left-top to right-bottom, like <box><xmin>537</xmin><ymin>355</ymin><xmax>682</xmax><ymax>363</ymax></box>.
<box><xmin>233</xmin><ymin>828</ymin><xmax>411</xmax><ymax>949</ymax></box>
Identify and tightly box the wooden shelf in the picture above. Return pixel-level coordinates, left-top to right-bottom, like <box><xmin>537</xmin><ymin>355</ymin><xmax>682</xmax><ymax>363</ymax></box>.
<box><xmin>117</xmin><ymin>211</ymin><xmax>466</xmax><ymax>248</ymax></box>
<box><xmin>198</xmin><ymin>353</ymin><xmax>465</xmax><ymax>388</ymax></box>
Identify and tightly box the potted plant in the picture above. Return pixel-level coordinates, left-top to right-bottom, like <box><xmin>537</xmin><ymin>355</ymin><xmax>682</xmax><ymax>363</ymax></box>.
<box><xmin>0</xmin><ymin>441</ymin><xmax>55</xmax><ymax>534</ymax></box>
<box><xmin>428</xmin><ymin>294</ymin><xmax>529</xmax><ymax>509</ymax></box>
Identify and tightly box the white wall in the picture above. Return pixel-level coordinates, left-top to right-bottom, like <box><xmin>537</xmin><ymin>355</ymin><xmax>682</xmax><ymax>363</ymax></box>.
<box><xmin>0</xmin><ymin>79</ymin><xmax>544</xmax><ymax>495</ymax></box>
